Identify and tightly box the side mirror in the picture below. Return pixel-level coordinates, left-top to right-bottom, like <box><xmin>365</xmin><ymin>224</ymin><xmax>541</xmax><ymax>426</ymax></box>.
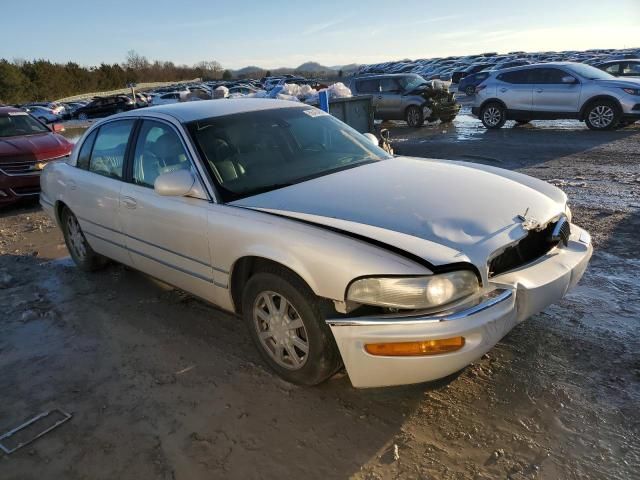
<box><xmin>51</xmin><ymin>123</ymin><xmax>65</xmax><ymax>133</ymax></box>
<box><xmin>562</xmin><ymin>76</ymin><xmax>577</xmax><ymax>84</ymax></box>
<box><xmin>154</xmin><ymin>169</ymin><xmax>205</xmax><ymax>199</ymax></box>
<box><xmin>362</xmin><ymin>133</ymin><xmax>378</xmax><ymax>146</ymax></box>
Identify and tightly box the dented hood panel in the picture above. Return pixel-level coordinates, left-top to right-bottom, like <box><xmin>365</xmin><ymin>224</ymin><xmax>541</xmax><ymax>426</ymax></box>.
<box><xmin>231</xmin><ymin>157</ymin><xmax>567</xmax><ymax>274</ymax></box>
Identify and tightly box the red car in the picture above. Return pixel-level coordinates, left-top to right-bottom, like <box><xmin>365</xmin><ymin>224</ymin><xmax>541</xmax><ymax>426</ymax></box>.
<box><xmin>0</xmin><ymin>107</ymin><xmax>73</xmax><ymax>206</ymax></box>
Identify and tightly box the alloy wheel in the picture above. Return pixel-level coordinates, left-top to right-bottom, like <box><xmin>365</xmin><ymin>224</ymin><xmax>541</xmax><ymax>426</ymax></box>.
<box><xmin>407</xmin><ymin>107</ymin><xmax>421</xmax><ymax>127</ymax></box>
<box><xmin>483</xmin><ymin>107</ymin><xmax>502</xmax><ymax>127</ymax></box>
<box><xmin>253</xmin><ymin>291</ymin><xmax>309</xmax><ymax>370</ymax></box>
<box><xmin>588</xmin><ymin>105</ymin><xmax>614</xmax><ymax>129</ymax></box>
<box><xmin>66</xmin><ymin>214</ymin><xmax>87</xmax><ymax>261</ymax></box>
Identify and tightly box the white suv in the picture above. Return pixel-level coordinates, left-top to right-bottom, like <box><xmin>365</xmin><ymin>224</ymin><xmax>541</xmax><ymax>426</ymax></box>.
<box><xmin>472</xmin><ymin>62</ymin><xmax>640</xmax><ymax>130</ymax></box>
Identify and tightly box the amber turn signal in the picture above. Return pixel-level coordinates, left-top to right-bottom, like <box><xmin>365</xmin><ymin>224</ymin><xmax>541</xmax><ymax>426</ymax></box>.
<box><xmin>364</xmin><ymin>337</ymin><xmax>465</xmax><ymax>356</ymax></box>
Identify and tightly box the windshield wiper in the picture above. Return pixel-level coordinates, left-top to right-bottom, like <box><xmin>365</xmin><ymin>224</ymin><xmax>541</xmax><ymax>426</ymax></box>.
<box><xmin>242</xmin><ymin>182</ymin><xmax>295</xmax><ymax>197</ymax></box>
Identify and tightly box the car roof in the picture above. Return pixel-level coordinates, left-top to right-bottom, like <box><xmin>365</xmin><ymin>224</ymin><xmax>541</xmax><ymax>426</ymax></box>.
<box><xmin>0</xmin><ymin>106</ymin><xmax>25</xmax><ymax>116</ymax></box>
<box><xmin>117</xmin><ymin>98</ymin><xmax>307</xmax><ymax>123</ymax></box>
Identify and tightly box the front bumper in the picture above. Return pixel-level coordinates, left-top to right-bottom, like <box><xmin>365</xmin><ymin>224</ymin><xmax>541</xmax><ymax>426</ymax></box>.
<box><xmin>0</xmin><ymin>172</ymin><xmax>42</xmax><ymax>205</ymax></box>
<box><xmin>328</xmin><ymin>224</ymin><xmax>592</xmax><ymax>388</ymax></box>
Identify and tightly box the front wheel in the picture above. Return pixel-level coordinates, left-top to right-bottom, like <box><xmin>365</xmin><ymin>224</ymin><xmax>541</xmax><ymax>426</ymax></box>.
<box><xmin>242</xmin><ymin>271</ymin><xmax>342</xmax><ymax>386</ymax></box>
<box><xmin>61</xmin><ymin>207</ymin><xmax>107</xmax><ymax>271</ymax></box>
<box><xmin>480</xmin><ymin>102</ymin><xmax>506</xmax><ymax>129</ymax></box>
<box><xmin>585</xmin><ymin>100</ymin><xmax>620</xmax><ymax>130</ymax></box>
<box><xmin>405</xmin><ymin>105</ymin><xmax>424</xmax><ymax>128</ymax></box>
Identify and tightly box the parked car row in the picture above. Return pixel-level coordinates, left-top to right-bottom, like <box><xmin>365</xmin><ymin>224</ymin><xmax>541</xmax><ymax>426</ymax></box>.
<box><xmin>355</xmin><ymin>48</ymin><xmax>640</xmax><ymax>85</ymax></box>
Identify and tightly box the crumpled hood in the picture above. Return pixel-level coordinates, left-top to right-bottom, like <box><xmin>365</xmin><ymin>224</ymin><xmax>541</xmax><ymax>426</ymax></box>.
<box><xmin>231</xmin><ymin>157</ymin><xmax>567</xmax><ymax>274</ymax></box>
<box><xmin>0</xmin><ymin>133</ymin><xmax>72</xmax><ymax>161</ymax></box>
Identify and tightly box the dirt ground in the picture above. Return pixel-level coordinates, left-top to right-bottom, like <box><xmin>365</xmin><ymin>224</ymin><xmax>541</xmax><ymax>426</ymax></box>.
<box><xmin>1</xmin><ymin>111</ymin><xmax>639</xmax><ymax>480</ymax></box>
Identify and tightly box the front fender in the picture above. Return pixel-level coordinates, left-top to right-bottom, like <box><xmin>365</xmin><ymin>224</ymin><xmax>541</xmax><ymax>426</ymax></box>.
<box><xmin>207</xmin><ymin>205</ymin><xmax>433</xmax><ymax>304</ymax></box>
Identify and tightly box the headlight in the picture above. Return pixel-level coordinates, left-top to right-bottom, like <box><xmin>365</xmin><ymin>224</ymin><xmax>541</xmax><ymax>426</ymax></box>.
<box><xmin>347</xmin><ymin>271</ymin><xmax>479</xmax><ymax>310</ymax></box>
<box><xmin>622</xmin><ymin>88</ymin><xmax>640</xmax><ymax>96</ymax></box>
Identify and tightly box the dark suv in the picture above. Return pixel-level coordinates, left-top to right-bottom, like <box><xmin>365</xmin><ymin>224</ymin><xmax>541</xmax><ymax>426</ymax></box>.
<box><xmin>74</xmin><ymin>95</ymin><xmax>136</xmax><ymax>120</ymax></box>
<box><xmin>349</xmin><ymin>74</ymin><xmax>460</xmax><ymax>127</ymax></box>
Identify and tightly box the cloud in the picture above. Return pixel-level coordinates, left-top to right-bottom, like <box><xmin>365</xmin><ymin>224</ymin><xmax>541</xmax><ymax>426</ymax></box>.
<box><xmin>303</xmin><ymin>15</ymin><xmax>353</xmax><ymax>35</ymax></box>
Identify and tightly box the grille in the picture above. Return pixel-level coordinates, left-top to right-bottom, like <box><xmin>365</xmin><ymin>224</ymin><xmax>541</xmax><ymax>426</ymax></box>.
<box><xmin>10</xmin><ymin>185</ymin><xmax>41</xmax><ymax>196</ymax></box>
<box><xmin>489</xmin><ymin>218</ymin><xmax>570</xmax><ymax>277</ymax></box>
<box><xmin>0</xmin><ymin>160</ymin><xmax>40</xmax><ymax>176</ymax></box>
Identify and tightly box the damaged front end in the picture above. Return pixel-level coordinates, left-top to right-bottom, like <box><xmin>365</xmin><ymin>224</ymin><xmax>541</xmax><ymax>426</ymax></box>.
<box><xmin>409</xmin><ymin>80</ymin><xmax>461</xmax><ymax>123</ymax></box>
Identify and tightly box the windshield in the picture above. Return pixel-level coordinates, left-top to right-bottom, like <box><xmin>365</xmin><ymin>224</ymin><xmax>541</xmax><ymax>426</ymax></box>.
<box><xmin>0</xmin><ymin>112</ymin><xmax>50</xmax><ymax>137</ymax></box>
<box><xmin>398</xmin><ymin>74</ymin><xmax>427</xmax><ymax>91</ymax></box>
<box><xmin>568</xmin><ymin>63</ymin><xmax>615</xmax><ymax>80</ymax></box>
<box><xmin>188</xmin><ymin>107</ymin><xmax>391</xmax><ymax>202</ymax></box>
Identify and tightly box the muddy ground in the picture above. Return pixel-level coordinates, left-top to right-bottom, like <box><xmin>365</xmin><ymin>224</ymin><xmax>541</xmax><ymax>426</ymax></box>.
<box><xmin>1</xmin><ymin>111</ymin><xmax>639</xmax><ymax>480</ymax></box>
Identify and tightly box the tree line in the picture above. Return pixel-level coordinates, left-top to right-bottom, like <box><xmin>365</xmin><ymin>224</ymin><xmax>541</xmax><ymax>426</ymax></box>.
<box><xmin>0</xmin><ymin>50</ymin><xmax>231</xmax><ymax>105</ymax></box>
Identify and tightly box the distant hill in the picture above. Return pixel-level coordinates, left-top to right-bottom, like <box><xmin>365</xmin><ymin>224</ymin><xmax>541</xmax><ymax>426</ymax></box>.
<box><xmin>295</xmin><ymin>62</ymin><xmax>335</xmax><ymax>73</ymax></box>
<box><xmin>232</xmin><ymin>61</ymin><xmax>344</xmax><ymax>79</ymax></box>
<box><xmin>233</xmin><ymin>65</ymin><xmax>265</xmax><ymax>76</ymax></box>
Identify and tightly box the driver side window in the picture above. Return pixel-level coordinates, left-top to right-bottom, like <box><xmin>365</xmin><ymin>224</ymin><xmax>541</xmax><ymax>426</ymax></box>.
<box><xmin>132</xmin><ymin>121</ymin><xmax>190</xmax><ymax>188</ymax></box>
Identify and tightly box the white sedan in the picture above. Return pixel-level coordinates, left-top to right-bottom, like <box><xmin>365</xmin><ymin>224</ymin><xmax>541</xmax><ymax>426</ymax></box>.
<box><xmin>40</xmin><ymin>99</ymin><xmax>592</xmax><ymax>388</ymax></box>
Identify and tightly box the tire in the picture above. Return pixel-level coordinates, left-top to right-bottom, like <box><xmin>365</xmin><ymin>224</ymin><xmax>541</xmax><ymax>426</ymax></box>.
<box><xmin>61</xmin><ymin>207</ymin><xmax>108</xmax><ymax>272</ymax></box>
<box><xmin>78</xmin><ymin>112</ymin><xmax>88</xmax><ymax>121</ymax></box>
<box><xmin>465</xmin><ymin>85</ymin><xmax>475</xmax><ymax>96</ymax></box>
<box><xmin>584</xmin><ymin>100</ymin><xmax>620</xmax><ymax>131</ymax></box>
<box><xmin>480</xmin><ymin>102</ymin><xmax>506</xmax><ymax>129</ymax></box>
<box><xmin>405</xmin><ymin>105</ymin><xmax>424</xmax><ymax>128</ymax></box>
<box><xmin>242</xmin><ymin>270</ymin><xmax>342</xmax><ymax>386</ymax></box>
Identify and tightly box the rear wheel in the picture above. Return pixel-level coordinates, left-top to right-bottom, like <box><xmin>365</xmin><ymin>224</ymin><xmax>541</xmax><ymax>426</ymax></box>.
<box><xmin>242</xmin><ymin>271</ymin><xmax>342</xmax><ymax>386</ymax></box>
<box><xmin>480</xmin><ymin>102</ymin><xmax>506</xmax><ymax>129</ymax></box>
<box><xmin>405</xmin><ymin>105</ymin><xmax>424</xmax><ymax>128</ymax></box>
<box><xmin>585</xmin><ymin>100</ymin><xmax>620</xmax><ymax>130</ymax></box>
<box><xmin>61</xmin><ymin>207</ymin><xmax>107</xmax><ymax>271</ymax></box>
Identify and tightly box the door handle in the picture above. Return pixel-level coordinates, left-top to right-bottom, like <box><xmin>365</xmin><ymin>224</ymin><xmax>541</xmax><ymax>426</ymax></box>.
<box><xmin>536</xmin><ymin>89</ymin><xmax>543</xmax><ymax>93</ymax></box>
<box><xmin>121</xmin><ymin>196</ymin><xmax>137</xmax><ymax>209</ymax></box>
<box><xmin>499</xmin><ymin>88</ymin><xmax>507</xmax><ymax>93</ymax></box>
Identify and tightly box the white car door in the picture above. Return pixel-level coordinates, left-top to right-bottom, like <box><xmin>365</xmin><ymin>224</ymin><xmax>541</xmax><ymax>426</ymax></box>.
<box><xmin>65</xmin><ymin>119</ymin><xmax>135</xmax><ymax>265</ymax></box>
<box><xmin>118</xmin><ymin>119</ymin><xmax>219</xmax><ymax>303</ymax></box>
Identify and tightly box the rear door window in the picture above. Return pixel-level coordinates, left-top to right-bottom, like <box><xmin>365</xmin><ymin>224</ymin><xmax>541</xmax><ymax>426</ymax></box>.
<box><xmin>530</xmin><ymin>68</ymin><xmax>573</xmax><ymax>84</ymax></box>
<box><xmin>356</xmin><ymin>79</ymin><xmax>380</xmax><ymax>93</ymax></box>
<box><xmin>497</xmin><ymin>69</ymin><xmax>531</xmax><ymax>84</ymax></box>
<box><xmin>89</xmin><ymin>120</ymin><xmax>135</xmax><ymax>179</ymax></box>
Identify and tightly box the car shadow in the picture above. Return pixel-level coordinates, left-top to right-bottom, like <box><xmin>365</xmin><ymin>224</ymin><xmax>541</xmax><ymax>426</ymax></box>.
<box><xmin>0</xmin><ymin>252</ymin><xmax>463</xmax><ymax>479</ymax></box>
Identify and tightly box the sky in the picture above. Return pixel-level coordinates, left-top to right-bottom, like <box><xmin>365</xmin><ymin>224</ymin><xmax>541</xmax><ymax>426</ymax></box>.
<box><xmin>1</xmin><ymin>0</ymin><xmax>638</xmax><ymax>69</ymax></box>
